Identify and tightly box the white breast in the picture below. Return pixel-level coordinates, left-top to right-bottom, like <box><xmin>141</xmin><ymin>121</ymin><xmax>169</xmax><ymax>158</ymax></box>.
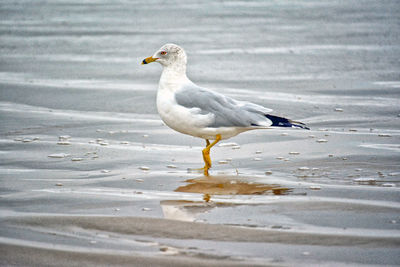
<box><xmin>156</xmin><ymin>88</ymin><xmax>214</xmax><ymax>138</ymax></box>
<box><xmin>155</xmin><ymin>65</ymin><xmax>250</xmax><ymax>140</ymax></box>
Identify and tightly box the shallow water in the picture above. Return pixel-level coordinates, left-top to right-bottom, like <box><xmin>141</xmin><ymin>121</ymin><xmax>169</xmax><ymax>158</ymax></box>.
<box><xmin>1</xmin><ymin>0</ymin><xmax>400</xmax><ymax>266</ymax></box>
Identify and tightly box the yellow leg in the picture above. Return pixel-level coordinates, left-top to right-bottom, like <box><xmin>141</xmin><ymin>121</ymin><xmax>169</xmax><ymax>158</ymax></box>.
<box><xmin>202</xmin><ymin>134</ymin><xmax>221</xmax><ymax>176</ymax></box>
<box><xmin>202</xmin><ymin>139</ymin><xmax>210</xmax><ymax>169</ymax></box>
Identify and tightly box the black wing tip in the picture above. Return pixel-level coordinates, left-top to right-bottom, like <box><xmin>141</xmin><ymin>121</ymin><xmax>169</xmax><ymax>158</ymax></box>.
<box><xmin>292</xmin><ymin>123</ymin><xmax>310</xmax><ymax>130</ymax></box>
<box><xmin>289</xmin><ymin>120</ymin><xmax>310</xmax><ymax>130</ymax></box>
<box><xmin>265</xmin><ymin>114</ymin><xmax>310</xmax><ymax>130</ymax></box>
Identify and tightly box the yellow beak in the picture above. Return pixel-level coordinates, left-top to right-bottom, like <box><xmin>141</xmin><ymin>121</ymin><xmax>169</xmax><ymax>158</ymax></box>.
<box><xmin>141</xmin><ymin>56</ymin><xmax>158</xmax><ymax>65</ymax></box>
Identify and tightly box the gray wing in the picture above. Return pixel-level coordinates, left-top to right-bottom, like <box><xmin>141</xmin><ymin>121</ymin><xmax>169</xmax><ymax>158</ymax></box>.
<box><xmin>175</xmin><ymin>83</ymin><xmax>273</xmax><ymax>128</ymax></box>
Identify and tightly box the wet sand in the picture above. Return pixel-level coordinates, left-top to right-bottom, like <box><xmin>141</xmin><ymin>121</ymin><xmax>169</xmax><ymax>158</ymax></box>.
<box><xmin>1</xmin><ymin>0</ymin><xmax>400</xmax><ymax>266</ymax></box>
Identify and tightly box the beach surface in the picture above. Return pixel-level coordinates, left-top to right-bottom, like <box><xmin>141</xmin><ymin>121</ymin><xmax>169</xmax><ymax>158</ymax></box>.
<box><xmin>1</xmin><ymin>0</ymin><xmax>400</xmax><ymax>266</ymax></box>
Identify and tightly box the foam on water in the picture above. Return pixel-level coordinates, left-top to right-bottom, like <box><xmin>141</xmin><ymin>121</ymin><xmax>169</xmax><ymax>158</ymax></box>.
<box><xmin>0</xmin><ymin>72</ymin><xmax>153</xmax><ymax>91</ymax></box>
<box><xmin>0</xmin><ymin>101</ymin><xmax>159</xmax><ymax>123</ymax></box>
<box><xmin>197</xmin><ymin>45</ymin><xmax>397</xmax><ymax>55</ymax></box>
<box><xmin>359</xmin><ymin>143</ymin><xmax>400</xmax><ymax>152</ymax></box>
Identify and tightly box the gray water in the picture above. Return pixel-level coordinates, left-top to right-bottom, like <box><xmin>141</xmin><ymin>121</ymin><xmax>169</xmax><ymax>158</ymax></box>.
<box><xmin>1</xmin><ymin>1</ymin><xmax>400</xmax><ymax>266</ymax></box>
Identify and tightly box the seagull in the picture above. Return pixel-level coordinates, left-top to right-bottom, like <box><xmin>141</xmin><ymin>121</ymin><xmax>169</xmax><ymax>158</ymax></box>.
<box><xmin>142</xmin><ymin>43</ymin><xmax>309</xmax><ymax>176</ymax></box>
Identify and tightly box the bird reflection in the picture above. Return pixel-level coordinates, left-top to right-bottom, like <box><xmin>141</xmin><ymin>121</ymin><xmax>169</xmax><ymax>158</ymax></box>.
<box><xmin>176</xmin><ymin>175</ymin><xmax>290</xmax><ymax>198</ymax></box>
<box><xmin>160</xmin><ymin>175</ymin><xmax>291</xmax><ymax>221</ymax></box>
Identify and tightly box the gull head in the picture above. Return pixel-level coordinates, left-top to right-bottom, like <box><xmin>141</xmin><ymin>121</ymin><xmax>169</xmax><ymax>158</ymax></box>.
<box><xmin>142</xmin><ymin>43</ymin><xmax>187</xmax><ymax>68</ymax></box>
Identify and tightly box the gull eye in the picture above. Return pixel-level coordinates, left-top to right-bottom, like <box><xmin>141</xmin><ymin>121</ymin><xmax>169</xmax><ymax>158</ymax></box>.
<box><xmin>160</xmin><ymin>51</ymin><xmax>167</xmax><ymax>55</ymax></box>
